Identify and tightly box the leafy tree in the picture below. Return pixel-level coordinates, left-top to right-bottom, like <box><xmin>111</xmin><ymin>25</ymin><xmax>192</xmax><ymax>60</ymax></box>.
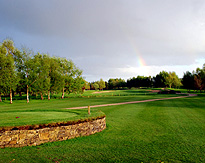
<box><xmin>90</xmin><ymin>82</ymin><xmax>95</xmax><ymax>90</ymax></box>
<box><xmin>194</xmin><ymin>75</ymin><xmax>202</xmax><ymax>92</ymax></box>
<box><xmin>21</xmin><ymin>49</ymin><xmax>41</xmax><ymax>103</ymax></box>
<box><xmin>0</xmin><ymin>39</ymin><xmax>85</xmax><ymax>102</ymax></box>
<box><xmin>48</xmin><ymin>57</ymin><xmax>64</xmax><ymax>100</ymax></box>
<box><xmin>98</xmin><ymin>79</ymin><xmax>106</xmax><ymax>90</ymax></box>
<box><xmin>153</xmin><ymin>71</ymin><xmax>169</xmax><ymax>88</ymax></box>
<box><xmin>60</xmin><ymin>59</ymin><xmax>84</xmax><ymax>98</ymax></box>
<box><xmin>117</xmin><ymin>78</ymin><xmax>127</xmax><ymax>88</ymax></box>
<box><xmin>165</xmin><ymin>72</ymin><xmax>181</xmax><ymax>88</ymax></box>
<box><xmin>108</xmin><ymin>78</ymin><xmax>126</xmax><ymax>89</ymax></box>
<box><xmin>202</xmin><ymin>64</ymin><xmax>205</xmax><ymax>91</ymax></box>
<box><xmin>165</xmin><ymin>72</ymin><xmax>174</xmax><ymax>88</ymax></box>
<box><xmin>93</xmin><ymin>82</ymin><xmax>99</xmax><ymax>90</ymax></box>
<box><xmin>0</xmin><ymin>40</ymin><xmax>19</xmax><ymax>104</ymax></box>
<box><xmin>32</xmin><ymin>53</ymin><xmax>51</xmax><ymax>100</ymax></box>
<box><xmin>62</xmin><ymin>59</ymin><xmax>73</xmax><ymax>98</ymax></box>
<box><xmin>72</xmin><ymin>71</ymin><xmax>85</xmax><ymax>94</ymax></box>
<box><xmin>127</xmin><ymin>76</ymin><xmax>152</xmax><ymax>88</ymax></box>
<box><xmin>84</xmin><ymin>81</ymin><xmax>90</xmax><ymax>90</ymax></box>
<box><xmin>0</xmin><ymin>45</ymin><xmax>7</xmax><ymax>102</ymax></box>
<box><xmin>127</xmin><ymin>77</ymin><xmax>136</xmax><ymax>88</ymax></box>
<box><xmin>105</xmin><ymin>81</ymin><xmax>108</xmax><ymax>90</ymax></box>
<box><xmin>108</xmin><ymin>79</ymin><xmax>115</xmax><ymax>89</ymax></box>
<box><xmin>182</xmin><ymin>71</ymin><xmax>194</xmax><ymax>92</ymax></box>
<box><xmin>193</xmin><ymin>66</ymin><xmax>205</xmax><ymax>92</ymax></box>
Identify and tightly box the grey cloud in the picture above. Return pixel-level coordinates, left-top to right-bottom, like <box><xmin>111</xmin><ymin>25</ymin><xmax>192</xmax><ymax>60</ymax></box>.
<box><xmin>0</xmin><ymin>0</ymin><xmax>205</xmax><ymax>81</ymax></box>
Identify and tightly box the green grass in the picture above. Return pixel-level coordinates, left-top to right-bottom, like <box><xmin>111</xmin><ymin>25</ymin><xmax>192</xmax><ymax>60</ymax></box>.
<box><xmin>2</xmin><ymin>88</ymin><xmax>204</xmax><ymax>102</ymax></box>
<box><xmin>0</xmin><ymin>102</ymin><xmax>105</xmax><ymax>128</ymax></box>
<box><xmin>0</xmin><ymin>88</ymin><xmax>181</xmax><ymax>101</ymax></box>
<box><xmin>0</xmin><ymin>94</ymin><xmax>179</xmax><ymax>127</ymax></box>
<box><xmin>0</xmin><ymin>111</ymin><xmax>77</xmax><ymax>127</ymax></box>
<box><xmin>0</xmin><ymin>92</ymin><xmax>204</xmax><ymax>162</ymax></box>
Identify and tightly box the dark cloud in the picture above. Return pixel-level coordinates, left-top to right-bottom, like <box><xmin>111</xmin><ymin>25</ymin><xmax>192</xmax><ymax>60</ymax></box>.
<box><xmin>0</xmin><ymin>0</ymin><xmax>204</xmax><ymax>81</ymax></box>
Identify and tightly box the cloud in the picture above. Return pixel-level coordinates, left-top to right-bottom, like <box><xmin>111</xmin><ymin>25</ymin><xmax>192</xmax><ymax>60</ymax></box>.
<box><xmin>0</xmin><ymin>0</ymin><xmax>205</xmax><ymax>81</ymax></box>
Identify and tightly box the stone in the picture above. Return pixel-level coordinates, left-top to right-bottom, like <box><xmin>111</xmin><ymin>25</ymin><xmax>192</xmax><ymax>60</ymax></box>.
<box><xmin>39</xmin><ymin>133</ymin><xmax>49</xmax><ymax>140</ymax></box>
<box><xmin>9</xmin><ymin>140</ymin><xmax>17</xmax><ymax>145</ymax></box>
<box><xmin>1</xmin><ymin>136</ymin><xmax>11</xmax><ymax>142</ymax></box>
<box><xmin>19</xmin><ymin>133</ymin><xmax>27</xmax><ymax>140</ymax></box>
<box><xmin>0</xmin><ymin>117</ymin><xmax>106</xmax><ymax>148</ymax></box>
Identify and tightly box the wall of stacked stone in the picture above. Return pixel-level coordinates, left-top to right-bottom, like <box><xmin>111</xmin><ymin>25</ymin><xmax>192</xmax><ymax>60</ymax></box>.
<box><xmin>0</xmin><ymin>117</ymin><xmax>106</xmax><ymax>148</ymax></box>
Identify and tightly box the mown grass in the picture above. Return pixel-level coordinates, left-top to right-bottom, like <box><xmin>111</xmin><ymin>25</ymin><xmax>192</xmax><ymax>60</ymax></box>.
<box><xmin>0</xmin><ymin>93</ymin><xmax>179</xmax><ymax>127</ymax></box>
<box><xmin>1</xmin><ymin>88</ymin><xmax>184</xmax><ymax>101</ymax></box>
<box><xmin>0</xmin><ymin>101</ymin><xmax>105</xmax><ymax>128</ymax></box>
<box><xmin>0</xmin><ymin>92</ymin><xmax>204</xmax><ymax>162</ymax></box>
<box><xmin>2</xmin><ymin>88</ymin><xmax>204</xmax><ymax>102</ymax></box>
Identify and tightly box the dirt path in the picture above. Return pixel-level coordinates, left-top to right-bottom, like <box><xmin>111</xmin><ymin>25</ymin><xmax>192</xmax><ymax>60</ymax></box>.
<box><xmin>64</xmin><ymin>95</ymin><xmax>195</xmax><ymax>110</ymax></box>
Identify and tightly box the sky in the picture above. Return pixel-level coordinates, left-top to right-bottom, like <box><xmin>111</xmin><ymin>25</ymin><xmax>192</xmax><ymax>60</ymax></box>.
<box><xmin>0</xmin><ymin>0</ymin><xmax>205</xmax><ymax>82</ymax></box>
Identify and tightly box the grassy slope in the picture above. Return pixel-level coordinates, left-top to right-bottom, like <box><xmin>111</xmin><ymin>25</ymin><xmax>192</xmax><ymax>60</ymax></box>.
<box><xmin>0</xmin><ymin>95</ymin><xmax>204</xmax><ymax>162</ymax></box>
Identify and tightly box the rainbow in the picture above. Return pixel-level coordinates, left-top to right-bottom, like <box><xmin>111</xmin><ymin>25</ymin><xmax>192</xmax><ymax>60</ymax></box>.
<box><xmin>132</xmin><ymin>47</ymin><xmax>146</xmax><ymax>67</ymax></box>
<box><xmin>120</xmin><ymin>25</ymin><xmax>147</xmax><ymax>67</ymax></box>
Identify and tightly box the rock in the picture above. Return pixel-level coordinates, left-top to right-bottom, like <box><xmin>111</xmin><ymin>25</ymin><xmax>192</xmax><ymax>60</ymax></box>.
<box><xmin>0</xmin><ymin>117</ymin><xmax>106</xmax><ymax>148</ymax></box>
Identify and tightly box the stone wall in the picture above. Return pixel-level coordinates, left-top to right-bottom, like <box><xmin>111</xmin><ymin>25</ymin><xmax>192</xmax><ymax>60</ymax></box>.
<box><xmin>0</xmin><ymin>117</ymin><xmax>106</xmax><ymax>148</ymax></box>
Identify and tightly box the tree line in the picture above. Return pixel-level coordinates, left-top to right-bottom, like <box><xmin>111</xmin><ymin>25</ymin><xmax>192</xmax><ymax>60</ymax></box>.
<box><xmin>1</xmin><ymin>39</ymin><xmax>204</xmax><ymax>104</ymax></box>
<box><xmin>86</xmin><ymin>65</ymin><xmax>205</xmax><ymax>92</ymax></box>
<box><xmin>0</xmin><ymin>39</ymin><xmax>85</xmax><ymax>104</ymax></box>
<box><xmin>182</xmin><ymin>66</ymin><xmax>205</xmax><ymax>92</ymax></box>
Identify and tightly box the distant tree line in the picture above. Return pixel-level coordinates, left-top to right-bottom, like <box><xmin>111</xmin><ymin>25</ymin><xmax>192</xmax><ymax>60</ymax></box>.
<box><xmin>0</xmin><ymin>39</ymin><xmax>85</xmax><ymax>104</ymax></box>
<box><xmin>85</xmin><ymin>79</ymin><xmax>107</xmax><ymax>90</ymax></box>
<box><xmin>86</xmin><ymin>65</ymin><xmax>205</xmax><ymax>92</ymax></box>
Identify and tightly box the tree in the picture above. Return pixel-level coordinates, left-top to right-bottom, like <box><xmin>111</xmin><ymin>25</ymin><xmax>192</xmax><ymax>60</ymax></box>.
<box><xmin>61</xmin><ymin>59</ymin><xmax>73</xmax><ymax>98</ymax></box>
<box><xmin>153</xmin><ymin>71</ymin><xmax>169</xmax><ymax>88</ymax></box>
<box><xmin>0</xmin><ymin>45</ymin><xmax>7</xmax><ymax>102</ymax></box>
<box><xmin>32</xmin><ymin>53</ymin><xmax>51</xmax><ymax>100</ymax></box>
<box><xmin>0</xmin><ymin>39</ymin><xmax>85</xmax><ymax>102</ymax></box>
<box><xmin>48</xmin><ymin>57</ymin><xmax>64</xmax><ymax>100</ymax></box>
<box><xmin>72</xmin><ymin>71</ymin><xmax>85</xmax><ymax>94</ymax></box>
<box><xmin>0</xmin><ymin>40</ymin><xmax>19</xmax><ymax>104</ymax></box>
<box><xmin>21</xmin><ymin>49</ymin><xmax>40</xmax><ymax>103</ymax></box>
<box><xmin>108</xmin><ymin>78</ymin><xmax>126</xmax><ymax>89</ymax></box>
<box><xmin>182</xmin><ymin>71</ymin><xmax>194</xmax><ymax>92</ymax></box>
<box><xmin>165</xmin><ymin>72</ymin><xmax>181</xmax><ymax>88</ymax></box>
<box><xmin>165</xmin><ymin>72</ymin><xmax>173</xmax><ymax>88</ymax></box>
<box><xmin>193</xmin><ymin>66</ymin><xmax>205</xmax><ymax>92</ymax></box>
<box><xmin>194</xmin><ymin>75</ymin><xmax>202</xmax><ymax>92</ymax></box>
<box><xmin>60</xmin><ymin>58</ymin><xmax>84</xmax><ymax>98</ymax></box>
<box><xmin>90</xmin><ymin>82</ymin><xmax>95</xmax><ymax>90</ymax></box>
<box><xmin>127</xmin><ymin>76</ymin><xmax>152</xmax><ymax>88</ymax></box>
<box><xmin>93</xmin><ymin>82</ymin><xmax>99</xmax><ymax>90</ymax></box>
<box><xmin>84</xmin><ymin>81</ymin><xmax>90</xmax><ymax>90</ymax></box>
<box><xmin>105</xmin><ymin>81</ymin><xmax>108</xmax><ymax>90</ymax></box>
<box><xmin>108</xmin><ymin>79</ymin><xmax>115</xmax><ymax>89</ymax></box>
<box><xmin>98</xmin><ymin>79</ymin><xmax>106</xmax><ymax>90</ymax></box>
<box><xmin>202</xmin><ymin>64</ymin><xmax>205</xmax><ymax>92</ymax></box>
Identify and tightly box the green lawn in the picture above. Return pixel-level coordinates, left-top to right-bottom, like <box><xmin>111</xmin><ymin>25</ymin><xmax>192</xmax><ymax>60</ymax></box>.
<box><xmin>0</xmin><ymin>93</ymin><xmax>204</xmax><ymax>162</ymax></box>
<box><xmin>0</xmin><ymin>111</ymin><xmax>78</xmax><ymax>127</ymax></box>
<box><xmin>0</xmin><ymin>94</ymin><xmax>179</xmax><ymax>127</ymax></box>
<box><xmin>1</xmin><ymin>88</ymin><xmax>185</xmax><ymax>101</ymax></box>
